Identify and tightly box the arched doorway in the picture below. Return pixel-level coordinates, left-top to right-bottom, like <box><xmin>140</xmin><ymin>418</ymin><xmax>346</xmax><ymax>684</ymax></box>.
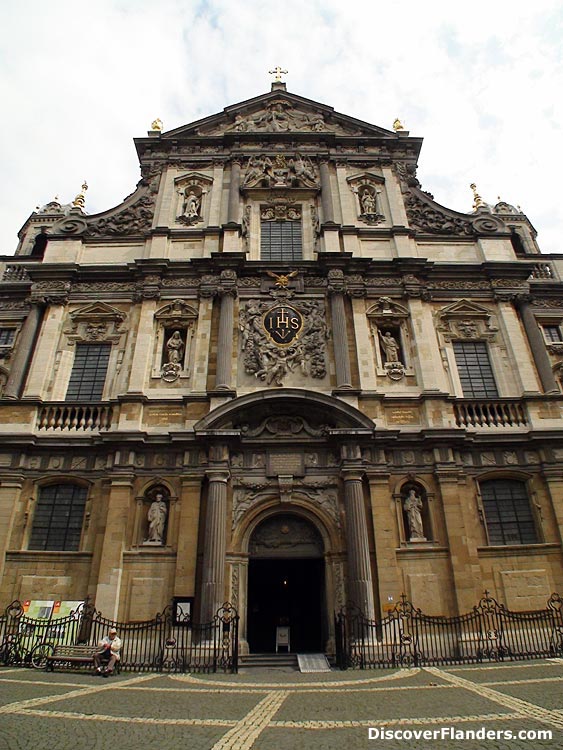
<box><xmin>247</xmin><ymin>513</ymin><xmax>326</xmax><ymax>653</ymax></box>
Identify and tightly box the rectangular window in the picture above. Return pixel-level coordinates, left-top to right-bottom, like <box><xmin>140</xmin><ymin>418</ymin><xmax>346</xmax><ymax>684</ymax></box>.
<box><xmin>29</xmin><ymin>484</ymin><xmax>88</xmax><ymax>551</ymax></box>
<box><xmin>66</xmin><ymin>343</ymin><xmax>111</xmax><ymax>401</ymax></box>
<box><xmin>481</xmin><ymin>480</ymin><xmax>538</xmax><ymax>545</ymax></box>
<box><xmin>260</xmin><ymin>220</ymin><xmax>302</xmax><ymax>262</ymax></box>
<box><xmin>542</xmin><ymin>325</ymin><xmax>563</xmax><ymax>343</ymax></box>
<box><xmin>453</xmin><ymin>341</ymin><xmax>498</xmax><ymax>398</ymax></box>
<box><xmin>0</xmin><ymin>328</ymin><xmax>16</xmax><ymax>347</ymax></box>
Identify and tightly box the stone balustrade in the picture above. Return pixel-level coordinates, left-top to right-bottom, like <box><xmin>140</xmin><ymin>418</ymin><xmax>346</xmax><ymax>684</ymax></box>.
<box><xmin>454</xmin><ymin>399</ymin><xmax>528</xmax><ymax>428</ymax></box>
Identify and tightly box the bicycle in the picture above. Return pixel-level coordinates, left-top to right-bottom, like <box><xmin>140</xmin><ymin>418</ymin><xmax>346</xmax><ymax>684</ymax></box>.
<box><xmin>0</xmin><ymin>632</ymin><xmax>55</xmax><ymax>669</ymax></box>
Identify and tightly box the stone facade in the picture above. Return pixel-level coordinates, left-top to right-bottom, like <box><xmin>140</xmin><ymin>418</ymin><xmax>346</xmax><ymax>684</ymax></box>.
<box><xmin>1</xmin><ymin>83</ymin><xmax>563</xmax><ymax>653</ymax></box>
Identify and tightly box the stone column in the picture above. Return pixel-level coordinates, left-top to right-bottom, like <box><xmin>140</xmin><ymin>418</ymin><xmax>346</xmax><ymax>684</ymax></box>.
<box><xmin>319</xmin><ymin>160</ymin><xmax>335</xmax><ymax>223</ymax></box>
<box><xmin>342</xmin><ymin>469</ymin><xmax>375</xmax><ymax>619</ymax></box>
<box><xmin>199</xmin><ymin>468</ymin><xmax>229</xmax><ymax>623</ymax></box>
<box><xmin>3</xmin><ymin>304</ymin><xmax>44</xmax><ymax>399</ymax></box>
<box><xmin>517</xmin><ymin>299</ymin><xmax>558</xmax><ymax>393</ymax></box>
<box><xmin>94</xmin><ymin>476</ymin><xmax>134</xmax><ymax>620</ymax></box>
<box><xmin>328</xmin><ymin>269</ymin><xmax>353</xmax><ymax>389</ymax></box>
<box><xmin>227</xmin><ymin>160</ymin><xmax>241</xmax><ymax>225</ymax></box>
<box><xmin>215</xmin><ymin>270</ymin><xmax>237</xmax><ymax>391</ymax></box>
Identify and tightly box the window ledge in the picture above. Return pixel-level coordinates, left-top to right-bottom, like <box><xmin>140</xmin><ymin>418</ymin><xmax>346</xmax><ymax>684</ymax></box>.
<box><xmin>477</xmin><ymin>543</ymin><xmax>560</xmax><ymax>557</ymax></box>
<box><xmin>6</xmin><ymin>550</ymin><xmax>93</xmax><ymax>562</ymax></box>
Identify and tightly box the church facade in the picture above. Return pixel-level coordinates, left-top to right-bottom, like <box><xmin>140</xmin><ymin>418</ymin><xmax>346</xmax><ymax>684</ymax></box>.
<box><xmin>1</xmin><ymin>82</ymin><xmax>563</xmax><ymax>655</ymax></box>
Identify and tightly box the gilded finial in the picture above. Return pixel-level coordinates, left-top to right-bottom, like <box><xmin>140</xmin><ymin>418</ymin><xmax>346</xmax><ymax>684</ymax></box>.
<box><xmin>470</xmin><ymin>183</ymin><xmax>485</xmax><ymax>210</ymax></box>
<box><xmin>72</xmin><ymin>181</ymin><xmax>88</xmax><ymax>210</ymax></box>
<box><xmin>393</xmin><ymin>117</ymin><xmax>405</xmax><ymax>132</ymax></box>
<box><xmin>269</xmin><ymin>66</ymin><xmax>288</xmax><ymax>83</ymax></box>
<box><xmin>151</xmin><ymin>118</ymin><xmax>163</xmax><ymax>132</ymax></box>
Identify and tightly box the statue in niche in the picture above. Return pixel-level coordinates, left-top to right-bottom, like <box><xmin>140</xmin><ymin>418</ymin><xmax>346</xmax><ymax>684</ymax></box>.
<box><xmin>403</xmin><ymin>489</ymin><xmax>425</xmax><ymax>541</ymax></box>
<box><xmin>146</xmin><ymin>490</ymin><xmax>168</xmax><ymax>544</ymax></box>
<box><xmin>379</xmin><ymin>330</ymin><xmax>401</xmax><ymax>364</ymax></box>
<box><xmin>166</xmin><ymin>330</ymin><xmax>185</xmax><ymax>365</ymax></box>
<box><xmin>360</xmin><ymin>188</ymin><xmax>377</xmax><ymax>215</ymax></box>
<box><xmin>183</xmin><ymin>191</ymin><xmax>200</xmax><ymax>218</ymax></box>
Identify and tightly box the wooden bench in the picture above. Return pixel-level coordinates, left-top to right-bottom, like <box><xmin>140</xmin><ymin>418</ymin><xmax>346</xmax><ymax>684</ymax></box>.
<box><xmin>45</xmin><ymin>645</ymin><xmax>120</xmax><ymax>673</ymax></box>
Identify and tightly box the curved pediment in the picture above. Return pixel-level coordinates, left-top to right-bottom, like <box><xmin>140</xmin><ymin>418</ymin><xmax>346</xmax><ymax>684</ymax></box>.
<box><xmin>195</xmin><ymin>388</ymin><xmax>375</xmax><ymax>434</ymax></box>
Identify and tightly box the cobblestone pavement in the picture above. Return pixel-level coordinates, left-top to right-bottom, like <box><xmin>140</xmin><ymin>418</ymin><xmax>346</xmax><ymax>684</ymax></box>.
<box><xmin>0</xmin><ymin>659</ymin><xmax>562</xmax><ymax>749</ymax></box>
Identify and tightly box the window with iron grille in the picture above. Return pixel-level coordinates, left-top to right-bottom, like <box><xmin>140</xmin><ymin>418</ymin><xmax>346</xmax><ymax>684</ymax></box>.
<box><xmin>480</xmin><ymin>479</ymin><xmax>538</xmax><ymax>545</ymax></box>
<box><xmin>260</xmin><ymin>220</ymin><xmax>302</xmax><ymax>262</ymax></box>
<box><xmin>66</xmin><ymin>343</ymin><xmax>111</xmax><ymax>400</ymax></box>
<box><xmin>29</xmin><ymin>484</ymin><xmax>88</xmax><ymax>551</ymax></box>
<box><xmin>0</xmin><ymin>328</ymin><xmax>15</xmax><ymax>347</ymax></box>
<box><xmin>542</xmin><ymin>325</ymin><xmax>563</xmax><ymax>343</ymax></box>
<box><xmin>453</xmin><ymin>341</ymin><xmax>498</xmax><ymax>398</ymax></box>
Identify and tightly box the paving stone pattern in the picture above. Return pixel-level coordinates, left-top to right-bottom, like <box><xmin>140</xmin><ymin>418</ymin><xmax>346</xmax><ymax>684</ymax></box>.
<box><xmin>0</xmin><ymin>660</ymin><xmax>561</xmax><ymax>749</ymax></box>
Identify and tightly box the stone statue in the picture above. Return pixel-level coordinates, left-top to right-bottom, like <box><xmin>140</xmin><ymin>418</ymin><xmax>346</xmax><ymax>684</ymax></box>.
<box><xmin>147</xmin><ymin>492</ymin><xmax>168</xmax><ymax>543</ymax></box>
<box><xmin>360</xmin><ymin>189</ymin><xmax>377</xmax><ymax>214</ymax></box>
<box><xmin>166</xmin><ymin>331</ymin><xmax>184</xmax><ymax>365</ymax></box>
<box><xmin>403</xmin><ymin>489</ymin><xmax>424</xmax><ymax>540</ymax></box>
<box><xmin>183</xmin><ymin>191</ymin><xmax>200</xmax><ymax>219</ymax></box>
<box><xmin>379</xmin><ymin>331</ymin><xmax>401</xmax><ymax>363</ymax></box>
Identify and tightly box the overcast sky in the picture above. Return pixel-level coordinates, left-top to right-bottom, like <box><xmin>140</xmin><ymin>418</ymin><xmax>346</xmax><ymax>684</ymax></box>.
<box><xmin>1</xmin><ymin>0</ymin><xmax>562</xmax><ymax>255</ymax></box>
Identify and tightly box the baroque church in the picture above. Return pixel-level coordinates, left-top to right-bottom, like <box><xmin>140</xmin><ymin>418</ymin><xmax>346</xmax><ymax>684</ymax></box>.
<box><xmin>1</xmin><ymin>78</ymin><xmax>563</xmax><ymax>655</ymax></box>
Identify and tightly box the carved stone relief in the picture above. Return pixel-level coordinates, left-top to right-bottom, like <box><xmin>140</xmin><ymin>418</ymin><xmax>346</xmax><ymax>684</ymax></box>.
<box><xmin>202</xmin><ymin>100</ymin><xmax>362</xmax><ymax>136</ymax></box>
<box><xmin>239</xmin><ymin>299</ymin><xmax>329</xmax><ymax>386</ymax></box>
<box><xmin>242</xmin><ymin>153</ymin><xmax>319</xmax><ymax>189</ymax></box>
<box><xmin>249</xmin><ymin>514</ymin><xmax>324</xmax><ymax>557</ymax></box>
<box><xmin>64</xmin><ymin>302</ymin><xmax>127</xmax><ymax>346</ymax></box>
<box><xmin>435</xmin><ymin>300</ymin><xmax>499</xmax><ymax>343</ymax></box>
<box><xmin>84</xmin><ymin>194</ymin><xmax>156</xmax><ymax>237</ymax></box>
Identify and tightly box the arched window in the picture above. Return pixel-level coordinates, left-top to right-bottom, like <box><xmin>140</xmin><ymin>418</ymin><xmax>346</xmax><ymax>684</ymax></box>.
<box><xmin>480</xmin><ymin>479</ymin><xmax>538</xmax><ymax>545</ymax></box>
<box><xmin>29</xmin><ymin>484</ymin><xmax>88</xmax><ymax>551</ymax></box>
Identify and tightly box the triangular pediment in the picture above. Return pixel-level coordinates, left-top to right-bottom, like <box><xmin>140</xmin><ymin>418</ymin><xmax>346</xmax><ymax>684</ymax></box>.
<box><xmin>160</xmin><ymin>89</ymin><xmax>398</xmax><ymax>139</ymax></box>
<box><xmin>70</xmin><ymin>302</ymin><xmax>126</xmax><ymax>322</ymax></box>
<box><xmin>439</xmin><ymin>300</ymin><xmax>492</xmax><ymax>318</ymax></box>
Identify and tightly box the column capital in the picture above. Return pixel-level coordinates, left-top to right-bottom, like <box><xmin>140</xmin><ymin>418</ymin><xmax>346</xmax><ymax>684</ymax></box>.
<box><xmin>205</xmin><ymin>469</ymin><xmax>230</xmax><ymax>484</ymax></box>
<box><xmin>341</xmin><ymin>468</ymin><xmax>364</xmax><ymax>483</ymax></box>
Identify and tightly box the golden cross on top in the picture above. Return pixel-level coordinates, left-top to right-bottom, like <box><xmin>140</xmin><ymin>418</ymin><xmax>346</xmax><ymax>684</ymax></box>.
<box><xmin>269</xmin><ymin>66</ymin><xmax>288</xmax><ymax>82</ymax></box>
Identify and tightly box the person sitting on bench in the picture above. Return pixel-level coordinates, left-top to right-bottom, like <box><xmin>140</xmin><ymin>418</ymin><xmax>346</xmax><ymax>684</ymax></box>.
<box><xmin>93</xmin><ymin>627</ymin><xmax>121</xmax><ymax>676</ymax></box>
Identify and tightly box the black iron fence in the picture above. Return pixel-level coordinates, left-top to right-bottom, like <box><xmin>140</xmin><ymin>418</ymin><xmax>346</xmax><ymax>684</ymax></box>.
<box><xmin>0</xmin><ymin>599</ymin><xmax>238</xmax><ymax>673</ymax></box>
<box><xmin>335</xmin><ymin>592</ymin><xmax>563</xmax><ymax>669</ymax></box>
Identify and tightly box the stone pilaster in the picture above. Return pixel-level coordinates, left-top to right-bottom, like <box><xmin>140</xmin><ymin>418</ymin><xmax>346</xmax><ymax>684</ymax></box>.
<box><xmin>215</xmin><ymin>270</ymin><xmax>237</xmax><ymax>391</ymax></box>
<box><xmin>23</xmin><ymin>303</ymin><xmax>66</xmax><ymax>399</ymax></box>
<box><xmin>328</xmin><ymin>269</ymin><xmax>353</xmax><ymax>389</ymax></box>
<box><xmin>319</xmin><ymin>160</ymin><xmax>335</xmax><ymax>223</ymax></box>
<box><xmin>436</xmin><ymin>470</ymin><xmax>482</xmax><ymax>613</ymax></box>
<box><xmin>366</xmin><ymin>473</ymin><xmax>401</xmax><ymax>616</ymax></box>
<box><xmin>542</xmin><ymin>472</ymin><xmax>563</xmax><ymax>549</ymax></box>
<box><xmin>199</xmin><ymin>468</ymin><xmax>229</xmax><ymax>623</ymax></box>
<box><xmin>227</xmin><ymin>160</ymin><xmax>241</xmax><ymax>225</ymax></box>
<box><xmin>174</xmin><ymin>475</ymin><xmax>203</xmax><ymax>595</ymax></box>
<box><xmin>517</xmin><ymin>299</ymin><xmax>558</xmax><ymax>393</ymax></box>
<box><xmin>94</xmin><ymin>476</ymin><xmax>134</xmax><ymax>620</ymax></box>
<box><xmin>3</xmin><ymin>304</ymin><xmax>44</xmax><ymax>399</ymax></box>
<box><xmin>0</xmin><ymin>476</ymin><xmax>24</xmax><ymax>589</ymax></box>
<box><xmin>128</xmin><ymin>299</ymin><xmax>158</xmax><ymax>394</ymax></box>
<box><xmin>342</xmin><ymin>468</ymin><xmax>375</xmax><ymax>619</ymax></box>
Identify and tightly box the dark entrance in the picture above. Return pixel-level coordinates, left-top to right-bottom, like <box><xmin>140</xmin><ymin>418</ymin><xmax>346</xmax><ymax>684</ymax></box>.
<box><xmin>247</xmin><ymin>557</ymin><xmax>324</xmax><ymax>653</ymax></box>
<box><xmin>247</xmin><ymin>514</ymin><xmax>326</xmax><ymax>653</ymax></box>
